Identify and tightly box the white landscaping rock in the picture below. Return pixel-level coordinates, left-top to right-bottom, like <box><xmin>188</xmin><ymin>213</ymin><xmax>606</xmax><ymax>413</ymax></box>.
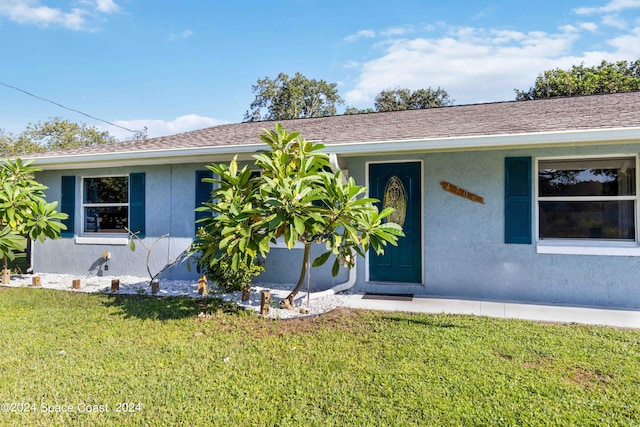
<box><xmin>4</xmin><ymin>273</ymin><xmax>348</xmax><ymax>319</ymax></box>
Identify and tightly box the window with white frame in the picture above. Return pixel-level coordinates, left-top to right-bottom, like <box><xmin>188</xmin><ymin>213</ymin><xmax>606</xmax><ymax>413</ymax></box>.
<box><xmin>538</xmin><ymin>156</ymin><xmax>637</xmax><ymax>241</ymax></box>
<box><xmin>82</xmin><ymin>176</ymin><xmax>129</xmax><ymax>233</ymax></box>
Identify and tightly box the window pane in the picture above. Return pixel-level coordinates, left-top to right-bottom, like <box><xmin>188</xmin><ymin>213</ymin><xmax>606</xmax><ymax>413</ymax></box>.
<box><xmin>83</xmin><ymin>177</ymin><xmax>129</xmax><ymax>204</ymax></box>
<box><xmin>84</xmin><ymin>207</ymin><xmax>128</xmax><ymax>233</ymax></box>
<box><xmin>539</xmin><ymin>157</ymin><xmax>635</xmax><ymax>197</ymax></box>
<box><xmin>539</xmin><ymin>201</ymin><xmax>635</xmax><ymax>240</ymax></box>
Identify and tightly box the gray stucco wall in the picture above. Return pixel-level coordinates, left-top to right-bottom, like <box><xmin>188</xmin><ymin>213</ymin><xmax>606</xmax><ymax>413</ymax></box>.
<box><xmin>34</xmin><ymin>164</ymin><xmax>199</xmax><ymax>281</ymax></box>
<box><xmin>345</xmin><ymin>143</ymin><xmax>640</xmax><ymax>309</ymax></box>
<box><xmin>256</xmin><ymin>245</ymin><xmax>349</xmax><ymax>290</ymax></box>
<box><xmin>34</xmin><ymin>163</ymin><xmax>347</xmax><ymax>291</ymax></box>
<box><xmin>32</xmin><ymin>141</ymin><xmax>640</xmax><ymax>308</ymax></box>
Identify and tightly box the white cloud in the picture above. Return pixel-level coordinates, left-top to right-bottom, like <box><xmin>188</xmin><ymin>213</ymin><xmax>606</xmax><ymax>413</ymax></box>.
<box><xmin>605</xmin><ymin>26</ymin><xmax>640</xmax><ymax>56</ymax></box>
<box><xmin>379</xmin><ymin>25</ymin><xmax>415</xmax><ymax>37</ymax></box>
<box><xmin>470</xmin><ymin>11</ymin><xmax>488</xmax><ymax>21</ymax></box>
<box><xmin>102</xmin><ymin>114</ymin><xmax>228</xmax><ymax>140</ymax></box>
<box><xmin>0</xmin><ymin>0</ymin><xmax>86</xmax><ymax>30</ymax></box>
<box><xmin>574</xmin><ymin>0</ymin><xmax>640</xmax><ymax>15</ymax></box>
<box><xmin>489</xmin><ymin>29</ymin><xmax>528</xmax><ymax>44</ymax></box>
<box><xmin>344</xmin><ymin>16</ymin><xmax>640</xmax><ymax>107</ymax></box>
<box><xmin>602</xmin><ymin>13</ymin><xmax>628</xmax><ymax>28</ymax></box>
<box><xmin>559</xmin><ymin>24</ymin><xmax>579</xmax><ymax>33</ymax></box>
<box><xmin>0</xmin><ymin>0</ymin><xmax>119</xmax><ymax>30</ymax></box>
<box><xmin>95</xmin><ymin>0</ymin><xmax>119</xmax><ymax>14</ymax></box>
<box><xmin>344</xmin><ymin>24</ymin><xmax>633</xmax><ymax>106</ymax></box>
<box><xmin>579</xmin><ymin>22</ymin><xmax>599</xmax><ymax>31</ymax></box>
<box><xmin>343</xmin><ymin>60</ymin><xmax>361</xmax><ymax>69</ymax></box>
<box><xmin>344</xmin><ymin>29</ymin><xmax>375</xmax><ymax>42</ymax></box>
<box><xmin>169</xmin><ymin>28</ymin><xmax>193</xmax><ymax>40</ymax></box>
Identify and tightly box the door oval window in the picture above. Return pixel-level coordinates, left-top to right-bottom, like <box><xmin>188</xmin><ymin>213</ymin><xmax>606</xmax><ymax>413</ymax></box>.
<box><xmin>384</xmin><ymin>176</ymin><xmax>406</xmax><ymax>227</ymax></box>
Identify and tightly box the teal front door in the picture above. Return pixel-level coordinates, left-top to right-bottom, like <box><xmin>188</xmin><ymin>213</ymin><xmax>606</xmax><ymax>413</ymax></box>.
<box><xmin>369</xmin><ymin>162</ymin><xmax>422</xmax><ymax>283</ymax></box>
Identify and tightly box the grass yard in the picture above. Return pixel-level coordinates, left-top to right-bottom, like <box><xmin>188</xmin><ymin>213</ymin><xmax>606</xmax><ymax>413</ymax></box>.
<box><xmin>1</xmin><ymin>287</ymin><xmax>639</xmax><ymax>426</ymax></box>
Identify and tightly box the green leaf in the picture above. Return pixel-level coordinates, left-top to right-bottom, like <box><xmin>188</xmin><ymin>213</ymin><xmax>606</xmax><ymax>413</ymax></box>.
<box><xmin>265</xmin><ymin>199</ymin><xmax>284</xmax><ymax>207</ymax></box>
<box><xmin>331</xmin><ymin>257</ymin><xmax>340</xmax><ymax>277</ymax></box>
<box><xmin>258</xmin><ymin>236</ymin><xmax>271</xmax><ymax>255</ymax></box>
<box><xmin>268</xmin><ymin>212</ymin><xmax>285</xmax><ymax>230</ymax></box>
<box><xmin>285</xmin><ymin>224</ymin><xmax>297</xmax><ymax>249</ymax></box>
<box><xmin>343</xmin><ymin>223</ymin><xmax>358</xmax><ymax>242</ymax></box>
<box><xmin>293</xmin><ymin>216</ymin><xmax>305</xmax><ymax>234</ymax></box>
<box><xmin>350</xmin><ymin>197</ymin><xmax>378</xmax><ymax>206</ymax></box>
<box><xmin>231</xmin><ymin>252</ymin><xmax>239</xmax><ymax>270</ymax></box>
<box><xmin>229</xmin><ymin>158</ymin><xmax>238</xmax><ymax>176</ymax></box>
<box><xmin>312</xmin><ymin>251</ymin><xmax>332</xmax><ymax>267</ymax></box>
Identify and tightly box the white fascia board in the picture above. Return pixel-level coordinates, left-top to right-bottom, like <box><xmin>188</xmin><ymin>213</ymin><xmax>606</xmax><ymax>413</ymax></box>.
<box><xmin>28</xmin><ymin>127</ymin><xmax>640</xmax><ymax>170</ymax></box>
<box><xmin>327</xmin><ymin>127</ymin><xmax>640</xmax><ymax>156</ymax></box>
<box><xmin>28</xmin><ymin>143</ymin><xmax>269</xmax><ymax>170</ymax></box>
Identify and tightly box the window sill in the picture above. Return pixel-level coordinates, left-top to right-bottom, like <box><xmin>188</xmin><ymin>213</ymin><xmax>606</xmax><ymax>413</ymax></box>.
<box><xmin>537</xmin><ymin>241</ymin><xmax>640</xmax><ymax>256</ymax></box>
<box><xmin>75</xmin><ymin>236</ymin><xmax>129</xmax><ymax>245</ymax></box>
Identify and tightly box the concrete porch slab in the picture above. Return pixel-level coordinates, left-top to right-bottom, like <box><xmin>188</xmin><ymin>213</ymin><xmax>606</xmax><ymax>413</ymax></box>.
<box><xmin>340</xmin><ymin>294</ymin><xmax>640</xmax><ymax>329</ymax></box>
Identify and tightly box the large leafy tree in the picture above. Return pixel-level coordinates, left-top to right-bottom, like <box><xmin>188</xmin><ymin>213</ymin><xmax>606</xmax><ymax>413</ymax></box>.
<box><xmin>344</xmin><ymin>106</ymin><xmax>375</xmax><ymax>115</ymax></box>
<box><xmin>0</xmin><ymin>158</ymin><xmax>68</xmax><ymax>278</ymax></box>
<box><xmin>0</xmin><ymin>117</ymin><xmax>116</xmax><ymax>156</ymax></box>
<box><xmin>515</xmin><ymin>59</ymin><xmax>640</xmax><ymax>100</ymax></box>
<box><xmin>345</xmin><ymin>87</ymin><xmax>453</xmax><ymax>114</ymax></box>
<box><xmin>0</xmin><ymin>129</ymin><xmax>40</xmax><ymax>157</ymax></box>
<box><xmin>243</xmin><ymin>73</ymin><xmax>344</xmax><ymax>122</ymax></box>
<box><xmin>193</xmin><ymin>125</ymin><xmax>404</xmax><ymax>309</ymax></box>
<box><xmin>375</xmin><ymin>87</ymin><xmax>453</xmax><ymax>111</ymax></box>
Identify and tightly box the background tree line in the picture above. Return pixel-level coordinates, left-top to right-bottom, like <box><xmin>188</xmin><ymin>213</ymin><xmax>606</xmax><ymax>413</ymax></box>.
<box><xmin>3</xmin><ymin>58</ymin><xmax>640</xmax><ymax>156</ymax></box>
<box><xmin>0</xmin><ymin>117</ymin><xmax>116</xmax><ymax>157</ymax></box>
<box><xmin>515</xmin><ymin>59</ymin><xmax>640</xmax><ymax>100</ymax></box>
<box><xmin>243</xmin><ymin>59</ymin><xmax>640</xmax><ymax>121</ymax></box>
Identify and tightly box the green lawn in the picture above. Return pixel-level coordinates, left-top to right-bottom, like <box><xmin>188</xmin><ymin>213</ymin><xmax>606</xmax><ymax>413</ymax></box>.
<box><xmin>1</xmin><ymin>287</ymin><xmax>639</xmax><ymax>426</ymax></box>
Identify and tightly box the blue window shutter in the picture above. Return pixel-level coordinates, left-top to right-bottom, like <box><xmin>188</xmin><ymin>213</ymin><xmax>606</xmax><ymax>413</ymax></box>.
<box><xmin>505</xmin><ymin>157</ymin><xmax>532</xmax><ymax>244</ymax></box>
<box><xmin>60</xmin><ymin>176</ymin><xmax>75</xmax><ymax>237</ymax></box>
<box><xmin>129</xmin><ymin>173</ymin><xmax>145</xmax><ymax>238</ymax></box>
<box><xmin>195</xmin><ymin>170</ymin><xmax>213</xmax><ymax>232</ymax></box>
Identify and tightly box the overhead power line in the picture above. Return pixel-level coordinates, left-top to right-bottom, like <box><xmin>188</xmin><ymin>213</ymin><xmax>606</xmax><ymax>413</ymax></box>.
<box><xmin>0</xmin><ymin>81</ymin><xmax>142</xmax><ymax>135</ymax></box>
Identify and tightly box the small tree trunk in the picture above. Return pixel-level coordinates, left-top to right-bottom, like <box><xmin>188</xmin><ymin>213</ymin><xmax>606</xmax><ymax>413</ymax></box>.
<box><xmin>280</xmin><ymin>243</ymin><xmax>311</xmax><ymax>310</ymax></box>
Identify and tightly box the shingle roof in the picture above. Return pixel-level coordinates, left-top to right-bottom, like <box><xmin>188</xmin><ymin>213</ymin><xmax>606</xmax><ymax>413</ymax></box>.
<box><xmin>29</xmin><ymin>91</ymin><xmax>640</xmax><ymax>158</ymax></box>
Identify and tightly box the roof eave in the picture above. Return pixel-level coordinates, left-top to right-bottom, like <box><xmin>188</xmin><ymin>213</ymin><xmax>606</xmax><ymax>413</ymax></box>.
<box><xmin>27</xmin><ymin>127</ymin><xmax>640</xmax><ymax>170</ymax></box>
<box><xmin>329</xmin><ymin>127</ymin><xmax>640</xmax><ymax>156</ymax></box>
<box><xmin>25</xmin><ymin>143</ymin><xmax>268</xmax><ymax>170</ymax></box>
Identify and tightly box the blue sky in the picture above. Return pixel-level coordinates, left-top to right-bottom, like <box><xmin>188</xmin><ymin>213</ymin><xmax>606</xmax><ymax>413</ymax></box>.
<box><xmin>1</xmin><ymin>0</ymin><xmax>639</xmax><ymax>140</ymax></box>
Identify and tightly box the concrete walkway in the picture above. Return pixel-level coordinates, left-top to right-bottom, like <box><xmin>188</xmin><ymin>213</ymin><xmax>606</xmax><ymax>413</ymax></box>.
<box><xmin>341</xmin><ymin>294</ymin><xmax>640</xmax><ymax>329</ymax></box>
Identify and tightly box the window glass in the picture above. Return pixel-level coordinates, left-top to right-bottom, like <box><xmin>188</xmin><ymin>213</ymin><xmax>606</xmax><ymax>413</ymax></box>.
<box><xmin>538</xmin><ymin>157</ymin><xmax>637</xmax><ymax>241</ymax></box>
<box><xmin>539</xmin><ymin>200</ymin><xmax>635</xmax><ymax>240</ymax></box>
<box><xmin>83</xmin><ymin>177</ymin><xmax>128</xmax><ymax>204</ymax></box>
<box><xmin>539</xmin><ymin>157</ymin><xmax>635</xmax><ymax>197</ymax></box>
<box><xmin>84</xmin><ymin>207</ymin><xmax>128</xmax><ymax>233</ymax></box>
<box><xmin>83</xmin><ymin>176</ymin><xmax>129</xmax><ymax>233</ymax></box>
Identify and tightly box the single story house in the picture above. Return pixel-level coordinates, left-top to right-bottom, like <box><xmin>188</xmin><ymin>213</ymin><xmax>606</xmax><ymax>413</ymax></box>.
<box><xmin>25</xmin><ymin>91</ymin><xmax>640</xmax><ymax>309</ymax></box>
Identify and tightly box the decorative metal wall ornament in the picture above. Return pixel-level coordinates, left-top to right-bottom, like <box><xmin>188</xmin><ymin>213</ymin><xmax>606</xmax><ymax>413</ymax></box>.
<box><xmin>440</xmin><ymin>181</ymin><xmax>485</xmax><ymax>204</ymax></box>
<box><xmin>384</xmin><ymin>176</ymin><xmax>407</xmax><ymax>227</ymax></box>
